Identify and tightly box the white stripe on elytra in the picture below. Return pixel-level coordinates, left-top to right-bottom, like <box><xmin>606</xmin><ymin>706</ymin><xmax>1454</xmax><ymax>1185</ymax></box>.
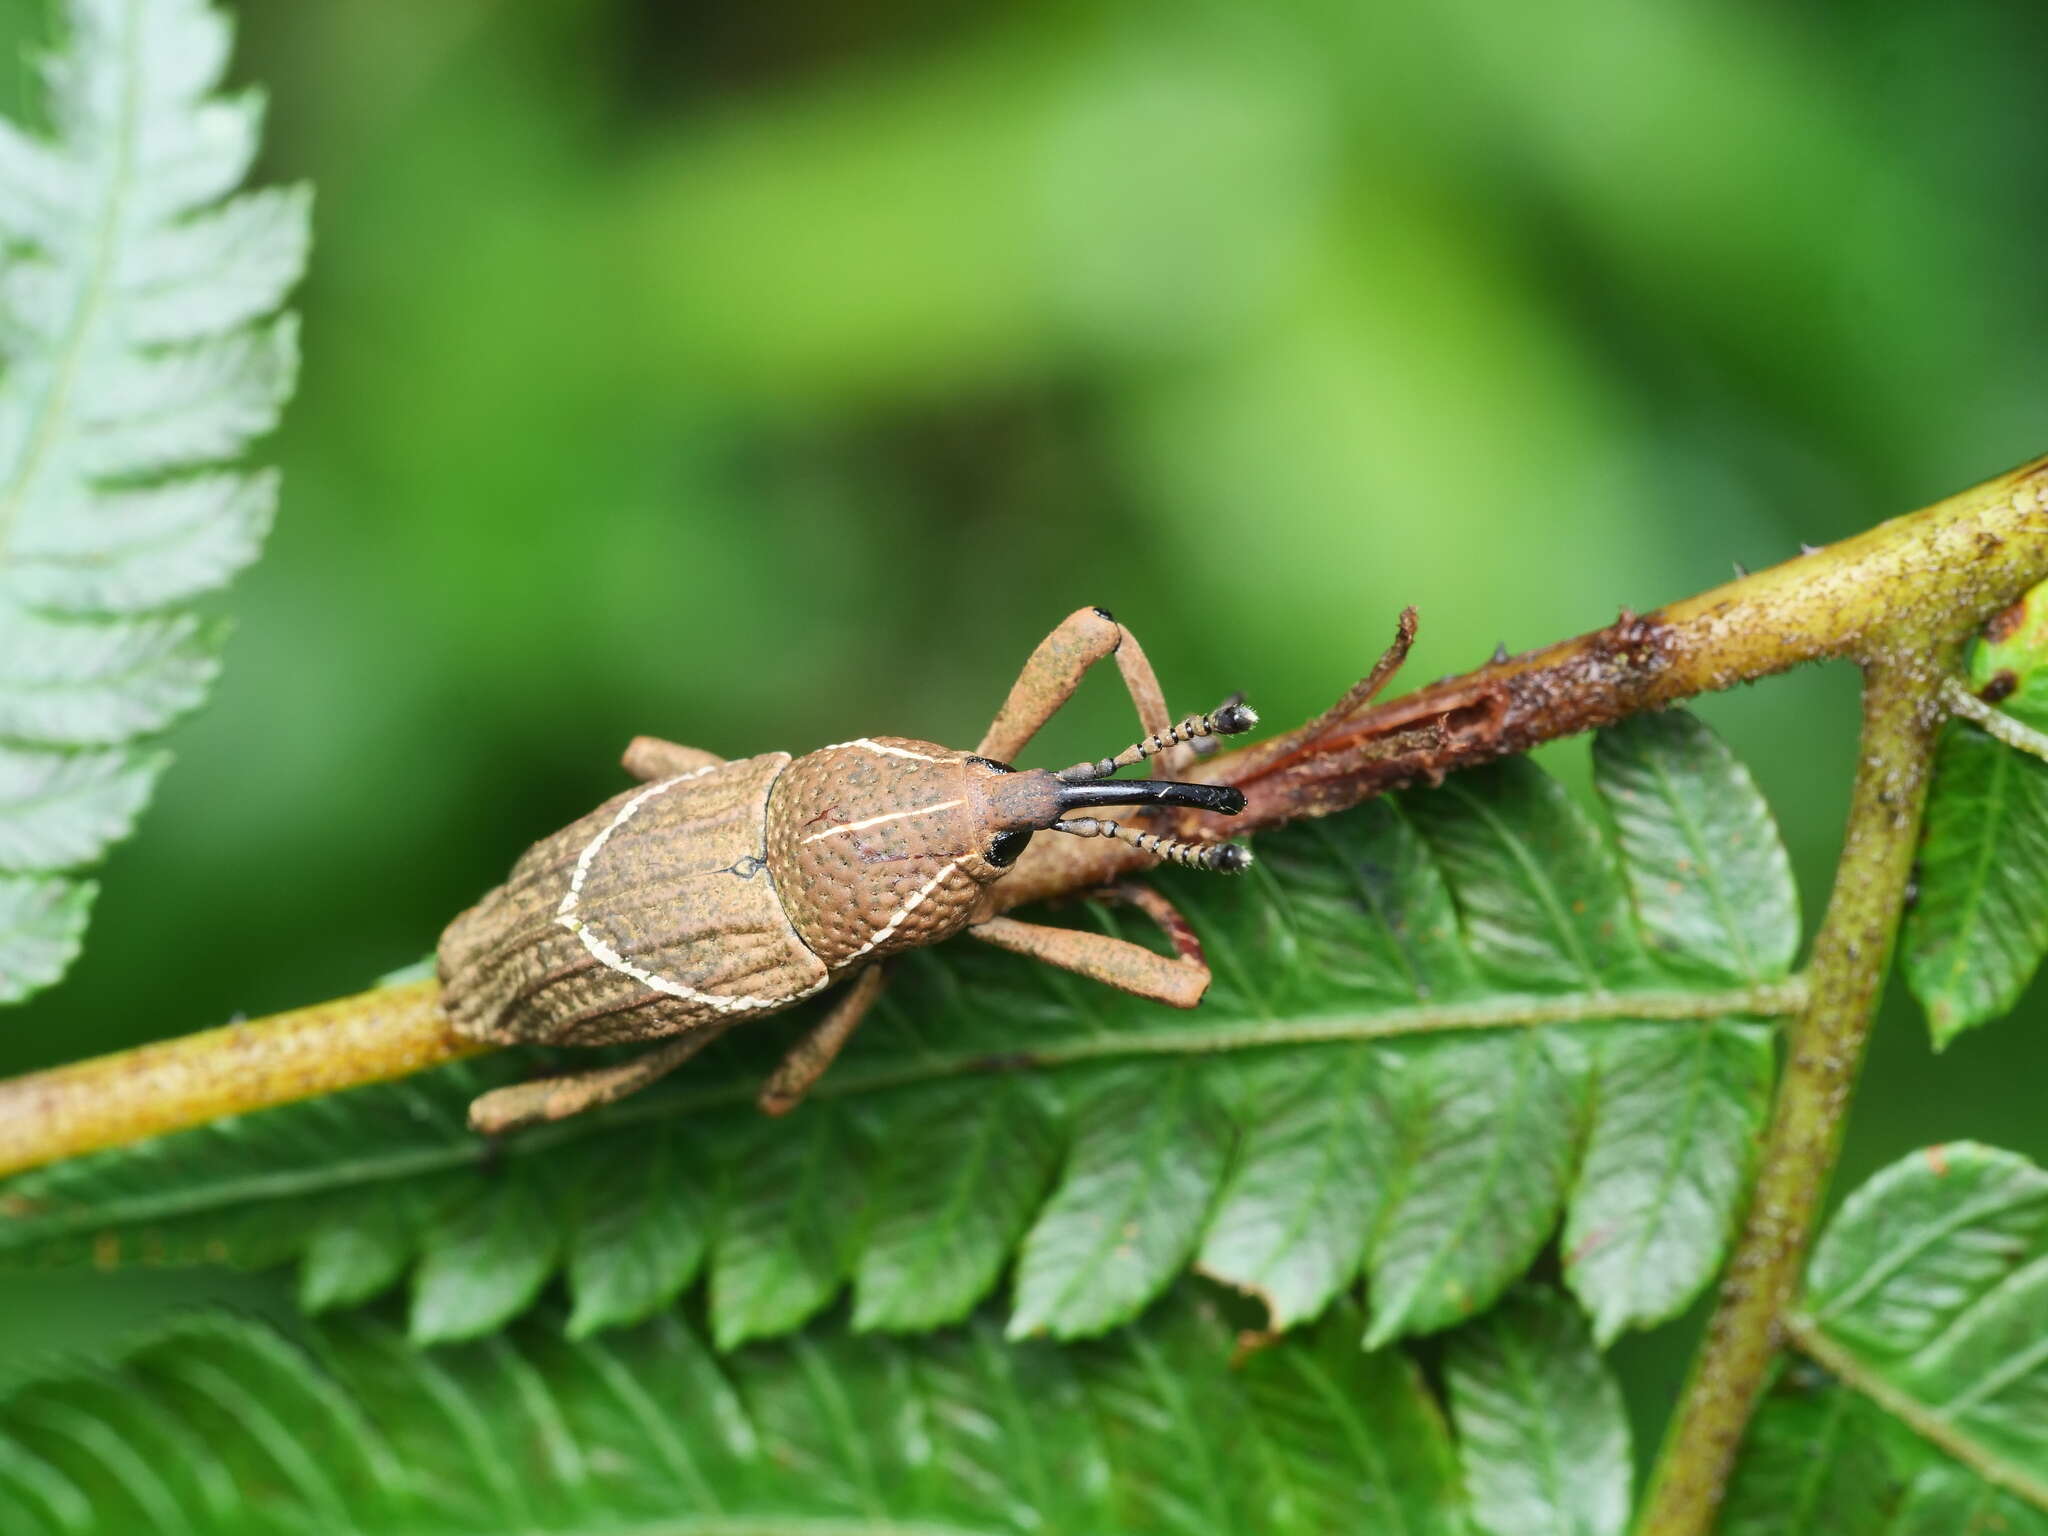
<box><xmin>555</xmin><ymin>763</ymin><xmax>824</xmax><ymax>1013</ymax></box>
<box><xmin>841</xmin><ymin>859</ymin><xmax>964</xmax><ymax>965</ymax></box>
<box><xmin>801</xmin><ymin>798</ymin><xmax>964</xmax><ymax>844</ymax></box>
<box><xmin>557</xmin><ymin>767</ymin><xmax>716</xmax><ymax>914</ymax></box>
<box><xmin>825</xmin><ymin>737</ymin><xmax>947</xmax><ymax>762</ymax></box>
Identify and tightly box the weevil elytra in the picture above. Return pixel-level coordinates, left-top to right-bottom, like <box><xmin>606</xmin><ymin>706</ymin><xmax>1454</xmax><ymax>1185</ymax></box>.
<box><xmin>440</xmin><ymin>607</ymin><xmax>1259</xmax><ymax>1135</ymax></box>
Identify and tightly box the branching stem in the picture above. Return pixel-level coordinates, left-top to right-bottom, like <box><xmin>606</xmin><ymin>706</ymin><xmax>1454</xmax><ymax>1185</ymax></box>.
<box><xmin>995</xmin><ymin>455</ymin><xmax>2048</xmax><ymax>906</ymax></box>
<box><xmin>1942</xmin><ymin>676</ymin><xmax>2048</xmax><ymax>762</ymax></box>
<box><xmin>1635</xmin><ymin>660</ymin><xmax>1942</xmax><ymax>1535</ymax></box>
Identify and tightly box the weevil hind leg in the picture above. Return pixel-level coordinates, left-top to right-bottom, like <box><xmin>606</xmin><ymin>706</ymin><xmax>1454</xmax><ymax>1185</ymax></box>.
<box><xmin>757</xmin><ymin>964</ymin><xmax>890</xmax><ymax>1116</ymax></box>
<box><xmin>468</xmin><ymin>1018</ymin><xmax>739</xmax><ymax>1135</ymax></box>
<box><xmin>965</xmin><ymin>884</ymin><xmax>1212</xmax><ymax>1008</ymax></box>
<box><xmin>621</xmin><ymin>736</ymin><xmax>726</xmax><ymax>782</ymax></box>
<box><xmin>976</xmin><ymin>608</ymin><xmax>1181</xmax><ymax>774</ymax></box>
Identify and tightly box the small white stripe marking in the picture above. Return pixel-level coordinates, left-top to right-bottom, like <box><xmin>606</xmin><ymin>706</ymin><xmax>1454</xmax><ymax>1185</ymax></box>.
<box><xmin>560</xmin><ymin>916</ymin><xmax>827</xmax><ymax>1013</ymax></box>
<box><xmin>841</xmin><ymin>859</ymin><xmax>964</xmax><ymax>964</ymax></box>
<box><xmin>556</xmin><ymin>763</ymin><xmax>818</xmax><ymax>1013</ymax></box>
<box><xmin>801</xmin><ymin>798</ymin><xmax>965</xmax><ymax>844</ymax></box>
<box><xmin>825</xmin><ymin>738</ymin><xmax>947</xmax><ymax>762</ymax></box>
<box><xmin>557</xmin><ymin>767</ymin><xmax>717</xmax><ymax>915</ymax></box>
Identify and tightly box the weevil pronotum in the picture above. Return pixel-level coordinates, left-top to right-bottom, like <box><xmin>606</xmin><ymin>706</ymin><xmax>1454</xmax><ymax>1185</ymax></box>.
<box><xmin>439</xmin><ymin>607</ymin><xmax>1260</xmax><ymax>1134</ymax></box>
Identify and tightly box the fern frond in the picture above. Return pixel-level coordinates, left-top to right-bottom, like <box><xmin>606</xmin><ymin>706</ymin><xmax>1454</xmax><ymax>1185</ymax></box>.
<box><xmin>0</xmin><ymin>1281</ymin><xmax>1636</xmax><ymax>1534</ymax></box>
<box><xmin>0</xmin><ymin>712</ymin><xmax>1798</xmax><ymax>1350</ymax></box>
<box><xmin>0</xmin><ymin>0</ymin><xmax>308</xmax><ymax>1002</ymax></box>
<box><xmin>1720</xmin><ymin>1143</ymin><xmax>2048</xmax><ymax>1529</ymax></box>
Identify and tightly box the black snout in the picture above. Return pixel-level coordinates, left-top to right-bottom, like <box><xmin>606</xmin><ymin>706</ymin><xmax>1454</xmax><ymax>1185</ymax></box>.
<box><xmin>1054</xmin><ymin>779</ymin><xmax>1245</xmax><ymax>816</ymax></box>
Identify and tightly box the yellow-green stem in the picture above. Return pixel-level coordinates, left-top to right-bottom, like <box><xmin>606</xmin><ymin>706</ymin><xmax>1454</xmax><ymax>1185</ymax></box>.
<box><xmin>1634</xmin><ymin>659</ymin><xmax>1942</xmax><ymax>1535</ymax></box>
<box><xmin>0</xmin><ymin>980</ymin><xmax>481</xmax><ymax>1179</ymax></box>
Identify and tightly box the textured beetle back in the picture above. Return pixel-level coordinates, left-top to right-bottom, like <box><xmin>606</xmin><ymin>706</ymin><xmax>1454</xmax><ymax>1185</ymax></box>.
<box><xmin>764</xmin><ymin>738</ymin><xmax>993</xmax><ymax>970</ymax></box>
<box><xmin>439</xmin><ymin>752</ymin><xmax>827</xmax><ymax>1045</ymax></box>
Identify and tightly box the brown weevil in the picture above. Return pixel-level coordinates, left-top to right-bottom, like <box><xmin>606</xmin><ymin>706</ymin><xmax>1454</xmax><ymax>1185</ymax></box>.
<box><xmin>439</xmin><ymin>608</ymin><xmax>1258</xmax><ymax>1134</ymax></box>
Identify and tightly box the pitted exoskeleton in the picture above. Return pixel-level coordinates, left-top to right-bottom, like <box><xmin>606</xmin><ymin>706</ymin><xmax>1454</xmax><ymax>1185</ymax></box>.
<box><xmin>439</xmin><ymin>608</ymin><xmax>1258</xmax><ymax>1133</ymax></box>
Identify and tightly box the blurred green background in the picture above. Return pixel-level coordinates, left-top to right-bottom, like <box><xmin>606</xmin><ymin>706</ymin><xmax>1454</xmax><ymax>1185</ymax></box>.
<box><xmin>2</xmin><ymin>0</ymin><xmax>2046</xmax><ymax>1466</ymax></box>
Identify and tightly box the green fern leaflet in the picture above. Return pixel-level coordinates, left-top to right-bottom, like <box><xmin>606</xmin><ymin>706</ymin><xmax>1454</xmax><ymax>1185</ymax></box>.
<box><xmin>0</xmin><ymin>1281</ymin><xmax>1634</xmax><ymax>1535</ymax></box>
<box><xmin>0</xmin><ymin>0</ymin><xmax>307</xmax><ymax>1003</ymax></box>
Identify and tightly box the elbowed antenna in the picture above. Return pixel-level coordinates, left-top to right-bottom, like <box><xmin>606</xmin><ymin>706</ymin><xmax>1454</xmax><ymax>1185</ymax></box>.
<box><xmin>1057</xmin><ymin>699</ymin><xmax>1260</xmax><ymax>784</ymax></box>
<box><xmin>1052</xmin><ymin>815</ymin><xmax>1253</xmax><ymax>873</ymax></box>
<box><xmin>1054</xmin><ymin>778</ymin><xmax>1246</xmax><ymax>817</ymax></box>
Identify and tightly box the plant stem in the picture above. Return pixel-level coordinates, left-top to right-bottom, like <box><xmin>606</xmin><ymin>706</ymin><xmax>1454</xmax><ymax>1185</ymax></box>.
<box><xmin>1635</xmin><ymin>659</ymin><xmax>1942</xmax><ymax>1536</ymax></box>
<box><xmin>0</xmin><ymin>980</ymin><xmax>481</xmax><ymax>1179</ymax></box>
<box><xmin>999</xmin><ymin>453</ymin><xmax>2048</xmax><ymax>904</ymax></box>
<box><xmin>1942</xmin><ymin>676</ymin><xmax>2048</xmax><ymax>762</ymax></box>
<box><xmin>0</xmin><ymin>983</ymin><xmax>1807</xmax><ymax>1240</ymax></box>
<box><xmin>0</xmin><ymin>975</ymin><xmax>1799</xmax><ymax>1183</ymax></box>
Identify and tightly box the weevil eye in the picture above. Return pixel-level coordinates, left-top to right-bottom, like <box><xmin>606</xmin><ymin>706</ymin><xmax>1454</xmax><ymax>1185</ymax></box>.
<box><xmin>986</xmin><ymin>828</ymin><xmax>1032</xmax><ymax>868</ymax></box>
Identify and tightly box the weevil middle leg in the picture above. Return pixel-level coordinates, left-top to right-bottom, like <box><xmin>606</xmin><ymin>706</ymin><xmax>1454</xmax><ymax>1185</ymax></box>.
<box><xmin>756</xmin><ymin>963</ymin><xmax>891</xmax><ymax>1116</ymax></box>
<box><xmin>468</xmin><ymin>1016</ymin><xmax>740</xmax><ymax>1135</ymax></box>
<box><xmin>759</xmin><ymin>883</ymin><xmax>1216</xmax><ymax>1117</ymax></box>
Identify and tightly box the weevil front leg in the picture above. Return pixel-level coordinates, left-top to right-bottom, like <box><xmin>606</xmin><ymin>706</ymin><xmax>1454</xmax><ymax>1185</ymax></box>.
<box><xmin>966</xmin><ymin>882</ymin><xmax>1213</xmax><ymax>1008</ymax></box>
<box><xmin>468</xmin><ymin>1017</ymin><xmax>740</xmax><ymax>1135</ymax></box>
<box><xmin>977</xmin><ymin>607</ymin><xmax>1185</xmax><ymax>775</ymax></box>
<box><xmin>757</xmin><ymin>964</ymin><xmax>890</xmax><ymax>1116</ymax></box>
<box><xmin>621</xmin><ymin>736</ymin><xmax>726</xmax><ymax>782</ymax></box>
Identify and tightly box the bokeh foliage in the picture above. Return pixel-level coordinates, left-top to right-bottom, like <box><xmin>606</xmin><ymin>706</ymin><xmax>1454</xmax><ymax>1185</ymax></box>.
<box><xmin>1</xmin><ymin>0</ymin><xmax>2045</xmax><ymax>1451</ymax></box>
